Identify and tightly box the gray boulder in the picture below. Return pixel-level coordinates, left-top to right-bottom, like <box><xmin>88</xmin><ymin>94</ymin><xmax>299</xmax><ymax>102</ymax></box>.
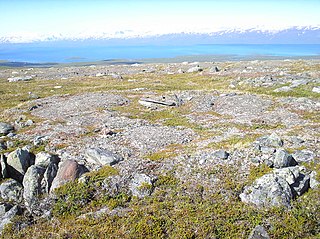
<box><xmin>6</xmin><ymin>148</ymin><xmax>32</xmax><ymax>182</ymax></box>
<box><xmin>248</xmin><ymin>225</ymin><xmax>270</xmax><ymax>239</ymax></box>
<box><xmin>129</xmin><ymin>174</ymin><xmax>155</xmax><ymax>198</ymax></box>
<box><xmin>0</xmin><ymin>179</ymin><xmax>23</xmax><ymax>203</ymax></box>
<box><xmin>0</xmin><ymin>123</ymin><xmax>14</xmax><ymax>136</ymax></box>
<box><xmin>273</xmin><ymin>166</ymin><xmax>310</xmax><ymax>196</ymax></box>
<box><xmin>240</xmin><ymin>173</ymin><xmax>292</xmax><ymax>207</ymax></box>
<box><xmin>23</xmin><ymin>165</ymin><xmax>46</xmax><ymax>211</ymax></box>
<box><xmin>240</xmin><ymin>166</ymin><xmax>311</xmax><ymax>207</ymax></box>
<box><xmin>273</xmin><ymin>149</ymin><xmax>296</xmax><ymax>168</ymax></box>
<box><xmin>35</xmin><ymin>152</ymin><xmax>60</xmax><ymax>167</ymax></box>
<box><xmin>310</xmin><ymin>171</ymin><xmax>319</xmax><ymax>189</ymax></box>
<box><xmin>85</xmin><ymin>148</ymin><xmax>123</xmax><ymax>166</ymax></box>
<box><xmin>50</xmin><ymin>160</ymin><xmax>88</xmax><ymax>193</ymax></box>
<box><xmin>256</xmin><ymin>133</ymin><xmax>283</xmax><ymax>148</ymax></box>
<box><xmin>0</xmin><ymin>205</ymin><xmax>20</xmax><ymax>233</ymax></box>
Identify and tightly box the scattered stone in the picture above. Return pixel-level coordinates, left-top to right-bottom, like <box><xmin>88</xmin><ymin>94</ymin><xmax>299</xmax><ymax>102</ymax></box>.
<box><xmin>0</xmin><ymin>179</ymin><xmax>23</xmax><ymax>203</ymax></box>
<box><xmin>129</xmin><ymin>174</ymin><xmax>155</xmax><ymax>198</ymax></box>
<box><xmin>292</xmin><ymin>150</ymin><xmax>315</xmax><ymax>163</ymax></box>
<box><xmin>50</xmin><ymin>160</ymin><xmax>88</xmax><ymax>193</ymax></box>
<box><xmin>6</xmin><ymin>148</ymin><xmax>33</xmax><ymax>182</ymax></box>
<box><xmin>7</xmin><ymin>76</ymin><xmax>33</xmax><ymax>82</ymax></box>
<box><xmin>273</xmin><ymin>86</ymin><xmax>292</xmax><ymax>92</ymax></box>
<box><xmin>0</xmin><ymin>123</ymin><xmax>14</xmax><ymax>136</ymax></box>
<box><xmin>248</xmin><ymin>225</ymin><xmax>270</xmax><ymax>239</ymax></box>
<box><xmin>139</xmin><ymin>98</ymin><xmax>176</xmax><ymax>107</ymax></box>
<box><xmin>85</xmin><ymin>148</ymin><xmax>123</xmax><ymax>166</ymax></box>
<box><xmin>110</xmin><ymin>73</ymin><xmax>123</xmax><ymax>80</ymax></box>
<box><xmin>213</xmin><ymin>150</ymin><xmax>229</xmax><ymax>160</ymax></box>
<box><xmin>312</xmin><ymin>87</ymin><xmax>320</xmax><ymax>93</ymax></box>
<box><xmin>187</xmin><ymin>66</ymin><xmax>203</xmax><ymax>73</ymax></box>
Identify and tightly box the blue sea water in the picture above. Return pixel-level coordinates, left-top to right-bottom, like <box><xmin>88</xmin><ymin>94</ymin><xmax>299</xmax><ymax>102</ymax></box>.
<box><xmin>0</xmin><ymin>43</ymin><xmax>320</xmax><ymax>63</ymax></box>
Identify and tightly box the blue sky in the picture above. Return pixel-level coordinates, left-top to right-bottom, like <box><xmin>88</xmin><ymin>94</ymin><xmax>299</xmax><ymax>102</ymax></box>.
<box><xmin>1</xmin><ymin>0</ymin><xmax>319</xmax><ymax>39</ymax></box>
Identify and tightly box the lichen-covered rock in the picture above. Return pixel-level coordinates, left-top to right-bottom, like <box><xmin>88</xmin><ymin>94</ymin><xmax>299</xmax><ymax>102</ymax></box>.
<box><xmin>23</xmin><ymin>165</ymin><xmax>46</xmax><ymax>211</ymax></box>
<box><xmin>240</xmin><ymin>166</ymin><xmax>312</xmax><ymax>207</ymax></box>
<box><xmin>129</xmin><ymin>174</ymin><xmax>155</xmax><ymax>198</ymax></box>
<box><xmin>85</xmin><ymin>148</ymin><xmax>123</xmax><ymax>166</ymax></box>
<box><xmin>50</xmin><ymin>160</ymin><xmax>88</xmax><ymax>193</ymax></box>
<box><xmin>35</xmin><ymin>152</ymin><xmax>60</xmax><ymax>167</ymax></box>
<box><xmin>6</xmin><ymin>148</ymin><xmax>33</xmax><ymax>182</ymax></box>
<box><xmin>273</xmin><ymin>149</ymin><xmax>296</xmax><ymax>168</ymax></box>
<box><xmin>240</xmin><ymin>173</ymin><xmax>292</xmax><ymax>207</ymax></box>
<box><xmin>0</xmin><ymin>179</ymin><xmax>23</xmax><ymax>204</ymax></box>
<box><xmin>256</xmin><ymin>133</ymin><xmax>283</xmax><ymax>148</ymax></box>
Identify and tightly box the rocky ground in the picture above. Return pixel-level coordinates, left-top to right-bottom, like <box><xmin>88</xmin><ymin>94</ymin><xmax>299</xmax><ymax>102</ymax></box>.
<box><xmin>0</xmin><ymin>59</ymin><xmax>319</xmax><ymax>238</ymax></box>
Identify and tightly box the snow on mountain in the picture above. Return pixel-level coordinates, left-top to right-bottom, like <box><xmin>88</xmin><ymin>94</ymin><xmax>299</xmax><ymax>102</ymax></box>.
<box><xmin>0</xmin><ymin>26</ymin><xmax>319</xmax><ymax>44</ymax></box>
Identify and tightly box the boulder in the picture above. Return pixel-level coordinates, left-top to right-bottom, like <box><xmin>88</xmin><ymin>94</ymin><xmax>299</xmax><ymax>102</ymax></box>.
<box><xmin>273</xmin><ymin>166</ymin><xmax>310</xmax><ymax>196</ymax></box>
<box><xmin>273</xmin><ymin>149</ymin><xmax>297</xmax><ymax>168</ymax></box>
<box><xmin>35</xmin><ymin>152</ymin><xmax>60</xmax><ymax>167</ymax></box>
<box><xmin>6</xmin><ymin>148</ymin><xmax>32</xmax><ymax>182</ymax></box>
<box><xmin>240</xmin><ymin>173</ymin><xmax>292</xmax><ymax>208</ymax></box>
<box><xmin>248</xmin><ymin>225</ymin><xmax>270</xmax><ymax>239</ymax></box>
<box><xmin>0</xmin><ymin>179</ymin><xmax>23</xmax><ymax>203</ymax></box>
<box><xmin>0</xmin><ymin>123</ymin><xmax>14</xmax><ymax>136</ymax></box>
<box><xmin>129</xmin><ymin>174</ymin><xmax>154</xmax><ymax>198</ymax></box>
<box><xmin>256</xmin><ymin>133</ymin><xmax>283</xmax><ymax>148</ymax></box>
<box><xmin>240</xmin><ymin>166</ymin><xmax>311</xmax><ymax>207</ymax></box>
<box><xmin>50</xmin><ymin>160</ymin><xmax>88</xmax><ymax>193</ymax></box>
<box><xmin>85</xmin><ymin>148</ymin><xmax>123</xmax><ymax>166</ymax></box>
<box><xmin>23</xmin><ymin>165</ymin><xmax>46</xmax><ymax>211</ymax></box>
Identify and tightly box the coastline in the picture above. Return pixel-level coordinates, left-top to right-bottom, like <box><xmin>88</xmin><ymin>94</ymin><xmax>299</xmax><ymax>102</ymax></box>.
<box><xmin>1</xmin><ymin>54</ymin><xmax>320</xmax><ymax>68</ymax></box>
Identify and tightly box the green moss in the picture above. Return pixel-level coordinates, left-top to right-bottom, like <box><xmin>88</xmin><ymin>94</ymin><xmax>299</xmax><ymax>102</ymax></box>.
<box><xmin>52</xmin><ymin>166</ymin><xmax>119</xmax><ymax>217</ymax></box>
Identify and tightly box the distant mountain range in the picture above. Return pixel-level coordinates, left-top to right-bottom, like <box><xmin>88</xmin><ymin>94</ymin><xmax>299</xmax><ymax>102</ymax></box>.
<box><xmin>1</xmin><ymin>26</ymin><xmax>319</xmax><ymax>44</ymax></box>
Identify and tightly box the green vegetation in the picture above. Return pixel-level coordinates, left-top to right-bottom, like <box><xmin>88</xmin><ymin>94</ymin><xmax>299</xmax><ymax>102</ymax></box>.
<box><xmin>2</xmin><ymin>167</ymin><xmax>320</xmax><ymax>239</ymax></box>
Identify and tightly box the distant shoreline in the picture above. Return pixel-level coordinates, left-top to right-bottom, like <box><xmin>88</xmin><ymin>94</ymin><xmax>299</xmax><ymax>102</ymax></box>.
<box><xmin>1</xmin><ymin>54</ymin><xmax>320</xmax><ymax>68</ymax></box>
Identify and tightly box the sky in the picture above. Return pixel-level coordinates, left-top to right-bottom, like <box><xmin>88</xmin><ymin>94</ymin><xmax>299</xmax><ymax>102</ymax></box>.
<box><xmin>0</xmin><ymin>0</ymin><xmax>320</xmax><ymax>40</ymax></box>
